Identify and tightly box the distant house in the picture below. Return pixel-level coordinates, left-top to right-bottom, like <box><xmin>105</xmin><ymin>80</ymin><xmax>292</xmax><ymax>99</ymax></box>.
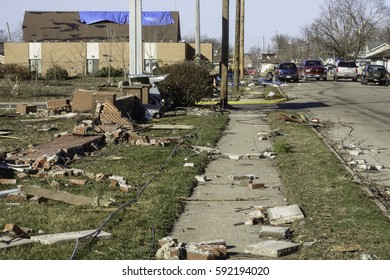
<box><xmin>4</xmin><ymin>11</ymin><xmax>213</xmax><ymax>76</ymax></box>
<box><xmin>358</xmin><ymin>42</ymin><xmax>390</xmax><ymax>71</ymax></box>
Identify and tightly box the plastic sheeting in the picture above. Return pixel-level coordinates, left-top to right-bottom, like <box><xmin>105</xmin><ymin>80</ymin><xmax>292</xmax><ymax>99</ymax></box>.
<box><xmin>79</xmin><ymin>11</ymin><xmax>174</xmax><ymax>26</ymax></box>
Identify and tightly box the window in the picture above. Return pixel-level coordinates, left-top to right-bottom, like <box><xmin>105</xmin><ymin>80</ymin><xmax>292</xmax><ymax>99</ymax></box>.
<box><xmin>144</xmin><ymin>59</ymin><xmax>157</xmax><ymax>74</ymax></box>
<box><xmin>29</xmin><ymin>59</ymin><xmax>42</xmax><ymax>74</ymax></box>
<box><xmin>87</xmin><ymin>59</ymin><xmax>99</xmax><ymax>75</ymax></box>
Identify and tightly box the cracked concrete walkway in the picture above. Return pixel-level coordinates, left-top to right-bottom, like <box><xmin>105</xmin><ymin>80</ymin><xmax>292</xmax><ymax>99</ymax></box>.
<box><xmin>171</xmin><ymin>110</ymin><xmax>287</xmax><ymax>255</ymax></box>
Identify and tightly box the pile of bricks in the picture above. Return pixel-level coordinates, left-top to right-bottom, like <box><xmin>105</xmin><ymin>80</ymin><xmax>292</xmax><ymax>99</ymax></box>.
<box><xmin>156</xmin><ymin>237</ymin><xmax>228</xmax><ymax>260</ymax></box>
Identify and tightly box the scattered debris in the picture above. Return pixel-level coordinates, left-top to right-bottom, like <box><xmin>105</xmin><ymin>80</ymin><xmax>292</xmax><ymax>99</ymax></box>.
<box><xmin>244</xmin><ymin>210</ymin><xmax>265</xmax><ymax>225</ymax></box>
<box><xmin>156</xmin><ymin>238</ymin><xmax>227</xmax><ymax>260</ymax></box>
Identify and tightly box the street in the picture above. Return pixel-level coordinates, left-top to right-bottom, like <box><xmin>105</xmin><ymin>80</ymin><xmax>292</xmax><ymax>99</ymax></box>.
<box><xmin>239</xmin><ymin>80</ymin><xmax>390</xmax><ymax>208</ymax></box>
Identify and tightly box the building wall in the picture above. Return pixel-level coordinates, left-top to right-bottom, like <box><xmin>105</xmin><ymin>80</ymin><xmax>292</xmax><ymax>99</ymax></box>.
<box><xmin>156</xmin><ymin>42</ymin><xmax>187</xmax><ymax>65</ymax></box>
<box><xmin>4</xmin><ymin>41</ymin><xmax>213</xmax><ymax>76</ymax></box>
<box><xmin>4</xmin><ymin>43</ymin><xmax>29</xmax><ymax>67</ymax></box>
<box><xmin>188</xmin><ymin>43</ymin><xmax>213</xmax><ymax>61</ymax></box>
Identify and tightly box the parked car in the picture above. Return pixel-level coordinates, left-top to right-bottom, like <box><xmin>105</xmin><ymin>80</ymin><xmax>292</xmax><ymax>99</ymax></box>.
<box><xmin>361</xmin><ymin>64</ymin><xmax>390</xmax><ymax>86</ymax></box>
<box><xmin>301</xmin><ymin>59</ymin><xmax>327</xmax><ymax>81</ymax></box>
<box><xmin>244</xmin><ymin>67</ymin><xmax>258</xmax><ymax>76</ymax></box>
<box><xmin>274</xmin><ymin>62</ymin><xmax>299</xmax><ymax>82</ymax></box>
<box><xmin>334</xmin><ymin>61</ymin><xmax>358</xmax><ymax>81</ymax></box>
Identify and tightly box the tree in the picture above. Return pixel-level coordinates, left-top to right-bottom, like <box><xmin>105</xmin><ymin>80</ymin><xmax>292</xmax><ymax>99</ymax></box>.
<box><xmin>302</xmin><ymin>0</ymin><xmax>390</xmax><ymax>60</ymax></box>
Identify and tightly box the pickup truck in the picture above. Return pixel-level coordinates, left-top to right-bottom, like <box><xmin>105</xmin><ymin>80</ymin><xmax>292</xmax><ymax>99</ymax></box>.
<box><xmin>300</xmin><ymin>59</ymin><xmax>327</xmax><ymax>81</ymax></box>
<box><xmin>334</xmin><ymin>61</ymin><xmax>358</xmax><ymax>81</ymax></box>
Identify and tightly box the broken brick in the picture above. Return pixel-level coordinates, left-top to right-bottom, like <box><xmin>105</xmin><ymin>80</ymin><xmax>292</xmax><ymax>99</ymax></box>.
<box><xmin>248</xmin><ymin>183</ymin><xmax>265</xmax><ymax>189</ymax></box>
<box><xmin>198</xmin><ymin>244</ymin><xmax>227</xmax><ymax>257</ymax></box>
<box><xmin>186</xmin><ymin>249</ymin><xmax>216</xmax><ymax>260</ymax></box>
<box><xmin>0</xmin><ymin>178</ymin><xmax>17</xmax><ymax>185</ymax></box>
<box><xmin>3</xmin><ymin>224</ymin><xmax>30</xmax><ymax>238</ymax></box>
<box><xmin>69</xmin><ymin>179</ymin><xmax>87</xmax><ymax>186</ymax></box>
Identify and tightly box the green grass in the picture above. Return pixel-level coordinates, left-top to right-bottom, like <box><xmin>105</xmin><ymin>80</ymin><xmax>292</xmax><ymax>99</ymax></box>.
<box><xmin>0</xmin><ymin>108</ymin><xmax>228</xmax><ymax>259</ymax></box>
<box><xmin>268</xmin><ymin>111</ymin><xmax>390</xmax><ymax>260</ymax></box>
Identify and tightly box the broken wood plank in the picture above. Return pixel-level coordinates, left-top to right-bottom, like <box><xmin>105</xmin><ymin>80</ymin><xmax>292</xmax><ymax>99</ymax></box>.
<box><xmin>141</xmin><ymin>124</ymin><xmax>195</xmax><ymax>130</ymax></box>
<box><xmin>31</xmin><ymin>230</ymin><xmax>112</xmax><ymax>245</ymax></box>
<box><xmin>19</xmin><ymin>185</ymin><xmax>111</xmax><ymax>207</ymax></box>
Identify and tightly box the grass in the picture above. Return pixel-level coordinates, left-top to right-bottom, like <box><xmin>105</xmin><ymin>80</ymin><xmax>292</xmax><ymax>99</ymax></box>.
<box><xmin>1</xmin><ymin>81</ymin><xmax>229</xmax><ymax>259</ymax></box>
<box><xmin>268</xmin><ymin>111</ymin><xmax>390</xmax><ymax>260</ymax></box>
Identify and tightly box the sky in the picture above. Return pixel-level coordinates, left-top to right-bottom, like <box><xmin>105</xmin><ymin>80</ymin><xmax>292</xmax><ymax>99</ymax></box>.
<box><xmin>0</xmin><ymin>0</ymin><xmax>330</xmax><ymax>51</ymax></box>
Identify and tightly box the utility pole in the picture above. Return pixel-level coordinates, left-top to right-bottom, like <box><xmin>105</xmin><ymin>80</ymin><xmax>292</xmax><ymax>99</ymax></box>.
<box><xmin>239</xmin><ymin>0</ymin><xmax>245</xmax><ymax>80</ymax></box>
<box><xmin>195</xmin><ymin>0</ymin><xmax>201</xmax><ymax>58</ymax></box>
<box><xmin>129</xmin><ymin>0</ymin><xmax>143</xmax><ymax>77</ymax></box>
<box><xmin>233</xmin><ymin>0</ymin><xmax>241</xmax><ymax>93</ymax></box>
<box><xmin>6</xmin><ymin>23</ymin><xmax>12</xmax><ymax>42</ymax></box>
<box><xmin>220</xmin><ymin>0</ymin><xmax>229</xmax><ymax>108</ymax></box>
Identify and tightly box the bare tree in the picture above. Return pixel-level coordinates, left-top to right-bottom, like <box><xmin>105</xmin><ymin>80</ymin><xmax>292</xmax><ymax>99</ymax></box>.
<box><xmin>302</xmin><ymin>0</ymin><xmax>390</xmax><ymax>60</ymax></box>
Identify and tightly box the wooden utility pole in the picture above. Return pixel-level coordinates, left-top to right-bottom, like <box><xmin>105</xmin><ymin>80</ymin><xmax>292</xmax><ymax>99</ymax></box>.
<box><xmin>233</xmin><ymin>0</ymin><xmax>241</xmax><ymax>93</ymax></box>
<box><xmin>220</xmin><ymin>0</ymin><xmax>230</xmax><ymax>108</ymax></box>
<box><xmin>239</xmin><ymin>0</ymin><xmax>245</xmax><ymax>79</ymax></box>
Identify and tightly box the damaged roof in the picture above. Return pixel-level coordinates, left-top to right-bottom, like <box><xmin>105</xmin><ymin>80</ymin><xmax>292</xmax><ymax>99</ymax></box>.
<box><xmin>22</xmin><ymin>11</ymin><xmax>181</xmax><ymax>43</ymax></box>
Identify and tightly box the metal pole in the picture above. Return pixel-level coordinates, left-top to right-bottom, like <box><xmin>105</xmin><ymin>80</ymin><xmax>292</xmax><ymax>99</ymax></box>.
<box><xmin>239</xmin><ymin>0</ymin><xmax>245</xmax><ymax>79</ymax></box>
<box><xmin>195</xmin><ymin>0</ymin><xmax>201</xmax><ymax>57</ymax></box>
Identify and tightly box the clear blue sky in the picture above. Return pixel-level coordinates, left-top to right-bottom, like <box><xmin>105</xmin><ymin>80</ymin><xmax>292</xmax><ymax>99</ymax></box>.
<box><xmin>0</xmin><ymin>0</ymin><xmax>351</xmax><ymax>51</ymax></box>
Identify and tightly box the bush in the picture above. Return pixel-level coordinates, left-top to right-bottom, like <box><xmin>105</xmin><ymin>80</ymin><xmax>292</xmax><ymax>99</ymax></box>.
<box><xmin>155</xmin><ymin>61</ymin><xmax>213</xmax><ymax>107</ymax></box>
<box><xmin>95</xmin><ymin>66</ymin><xmax>124</xmax><ymax>78</ymax></box>
<box><xmin>3</xmin><ymin>64</ymin><xmax>30</xmax><ymax>80</ymax></box>
<box><xmin>46</xmin><ymin>65</ymin><xmax>69</xmax><ymax>80</ymax></box>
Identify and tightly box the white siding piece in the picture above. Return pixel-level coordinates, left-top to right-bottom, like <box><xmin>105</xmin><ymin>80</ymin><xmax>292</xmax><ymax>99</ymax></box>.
<box><xmin>87</xmin><ymin>42</ymin><xmax>99</xmax><ymax>59</ymax></box>
<box><xmin>29</xmin><ymin>42</ymin><xmax>42</xmax><ymax>59</ymax></box>
<box><xmin>31</xmin><ymin>230</ymin><xmax>112</xmax><ymax>245</ymax></box>
<box><xmin>144</xmin><ymin>43</ymin><xmax>157</xmax><ymax>60</ymax></box>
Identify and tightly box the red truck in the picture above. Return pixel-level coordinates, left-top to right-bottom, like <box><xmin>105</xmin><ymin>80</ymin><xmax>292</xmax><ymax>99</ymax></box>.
<box><xmin>300</xmin><ymin>59</ymin><xmax>327</xmax><ymax>81</ymax></box>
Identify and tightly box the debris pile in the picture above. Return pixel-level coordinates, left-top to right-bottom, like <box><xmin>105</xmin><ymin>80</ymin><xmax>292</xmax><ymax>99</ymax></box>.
<box><xmin>156</xmin><ymin>237</ymin><xmax>228</xmax><ymax>260</ymax></box>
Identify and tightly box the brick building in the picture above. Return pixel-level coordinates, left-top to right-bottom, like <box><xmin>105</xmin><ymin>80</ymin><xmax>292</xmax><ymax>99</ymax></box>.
<box><xmin>4</xmin><ymin>11</ymin><xmax>213</xmax><ymax>76</ymax></box>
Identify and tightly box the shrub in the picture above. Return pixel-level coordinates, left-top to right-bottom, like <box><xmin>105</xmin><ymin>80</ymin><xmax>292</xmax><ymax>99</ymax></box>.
<box><xmin>3</xmin><ymin>64</ymin><xmax>30</xmax><ymax>80</ymax></box>
<box><xmin>46</xmin><ymin>65</ymin><xmax>69</xmax><ymax>80</ymax></box>
<box><xmin>155</xmin><ymin>61</ymin><xmax>213</xmax><ymax>107</ymax></box>
<box><xmin>95</xmin><ymin>66</ymin><xmax>124</xmax><ymax>77</ymax></box>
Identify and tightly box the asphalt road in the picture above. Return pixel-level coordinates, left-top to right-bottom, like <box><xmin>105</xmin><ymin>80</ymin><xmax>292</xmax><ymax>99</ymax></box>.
<box><xmin>239</xmin><ymin>79</ymin><xmax>390</xmax><ymax>208</ymax></box>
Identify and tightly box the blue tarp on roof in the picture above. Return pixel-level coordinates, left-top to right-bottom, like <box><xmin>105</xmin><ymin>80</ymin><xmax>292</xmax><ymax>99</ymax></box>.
<box><xmin>79</xmin><ymin>11</ymin><xmax>174</xmax><ymax>26</ymax></box>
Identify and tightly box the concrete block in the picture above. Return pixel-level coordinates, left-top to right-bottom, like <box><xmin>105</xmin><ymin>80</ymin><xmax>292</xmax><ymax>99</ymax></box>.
<box><xmin>267</xmin><ymin>204</ymin><xmax>304</xmax><ymax>225</ymax></box>
<box><xmin>349</xmin><ymin>150</ymin><xmax>363</xmax><ymax>156</ymax></box>
<box><xmin>258</xmin><ymin>225</ymin><xmax>291</xmax><ymax>239</ymax></box>
<box><xmin>245</xmin><ymin>240</ymin><xmax>300</xmax><ymax>257</ymax></box>
<box><xmin>227</xmin><ymin>154</ymin><xmax>243</xmax><ymax>160</ymax></box>
<box><xmin>195</xmin><ymin>175</ymin><xmax>207</xmax><ymax>182</ymax></box>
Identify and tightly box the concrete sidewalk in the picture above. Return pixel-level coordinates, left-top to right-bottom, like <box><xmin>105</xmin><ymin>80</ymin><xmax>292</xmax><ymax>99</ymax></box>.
<box><xmin>171</xmin><ymin>110</ymin><xmax>288</xmax><ymax>256</ymax></box>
